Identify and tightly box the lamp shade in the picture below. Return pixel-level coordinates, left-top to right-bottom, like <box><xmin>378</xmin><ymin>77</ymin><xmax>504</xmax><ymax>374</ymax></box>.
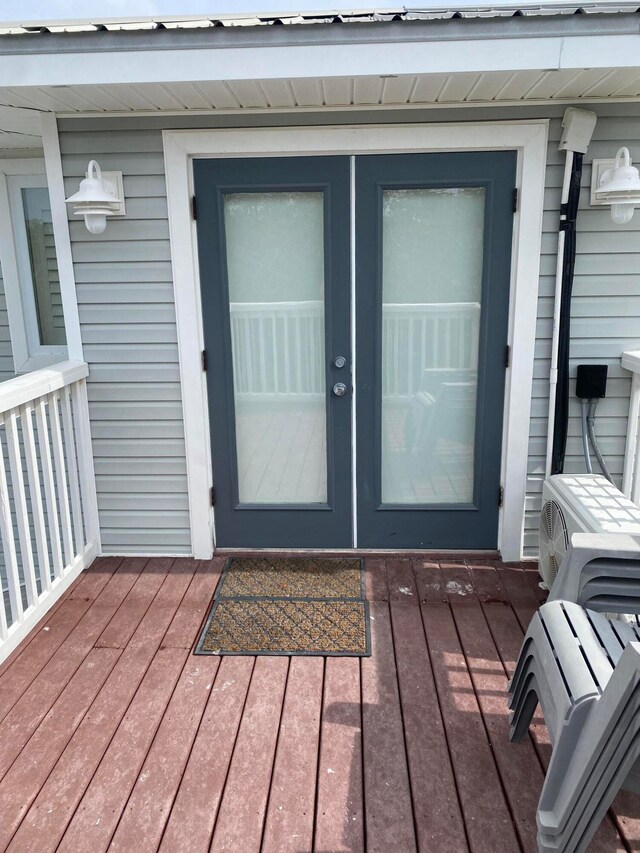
<box><xmin>65</xmin><ymin>160</ymin><xmax>120</xmax><ymax>234</ymax></box>
<box><xmin>595</xmin><ymin>147</ymin><xmax>640</xmax><ymax>204</ymax></box>
<box><xmin>65</xmin><ymin>161</ymin><xmax>119</xmax><ymax>209</ymax></box>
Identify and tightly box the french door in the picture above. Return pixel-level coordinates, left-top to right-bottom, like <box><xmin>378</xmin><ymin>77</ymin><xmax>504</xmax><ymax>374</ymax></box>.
<box><xmin>193</xmin><ymin>150</ymin><xmax>516</xmax><ymax>549</ymax></box>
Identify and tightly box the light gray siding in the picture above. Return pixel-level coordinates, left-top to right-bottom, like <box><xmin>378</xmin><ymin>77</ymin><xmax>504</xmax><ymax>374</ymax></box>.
<box><xmin>58</xmin><ymin>103</ymin><xmax>640</xmax><ymax>557</ymax></box>
<box><xmin>524</xmin><ymin>110</ymin><xmax>640</xmax><ymax>555</ymax></box>
<box><xmin>59</xmin><ymin>130</ymin><xmax>189</xmax><ymax>554</ymax></box>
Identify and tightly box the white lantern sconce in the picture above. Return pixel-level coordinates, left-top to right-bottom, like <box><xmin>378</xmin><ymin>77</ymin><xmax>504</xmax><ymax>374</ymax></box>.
<box><xmin>65</xmin><ymin>160</ymin><xmax>126</xmax><ymax>234</ymax></box>
<box><xmin>591</xmin><ymin>147</ymin><xmax>640</xmax><ymax>224</ymax></box>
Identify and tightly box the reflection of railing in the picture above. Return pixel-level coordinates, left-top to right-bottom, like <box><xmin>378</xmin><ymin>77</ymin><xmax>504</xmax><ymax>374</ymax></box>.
<box><xmin>230</xmin><ymin>301</ymin><xmax>325</xmax><ymax>397</ymax></box>
<box><xmin>0</xmin><ymin>361</ymin><xmax>100</xmax><ymax>663</ymax></box>
<box><xmin>230</xmin><ymin>300</ymin><xmax>480</xmax><ymax>398</ymax></box>
<box><xmin>383</xmin><ymin>302</ymin><xmax>480</xmax><ymax>398</ymax></box>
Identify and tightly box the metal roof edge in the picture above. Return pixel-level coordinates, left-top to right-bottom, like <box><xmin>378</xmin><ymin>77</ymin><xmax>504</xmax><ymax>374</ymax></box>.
<box><xmin>0</xmin><ymin>9</ymin><xmax>639</xmax><ymax>55</ymax></box>
<box><xmin>0</xmin><ymin>4</ymin><xmax>639</xmax><ymax>31</ymax></box>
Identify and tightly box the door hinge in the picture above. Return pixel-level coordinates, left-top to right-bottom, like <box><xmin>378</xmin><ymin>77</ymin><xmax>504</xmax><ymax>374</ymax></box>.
<box><xmin>498</xmin><ymin>485</ymin><xmax>504</xmax><ymax>507</ymax></box>
<box><xmin>210</xmin><ymin>486</ymin><xmax>216</xmax><ymax>507</ymax></box>
<box><xmin>505</xmin><ymin>344</ymin><xmax>511</xmax><ymax>368</ymax></box>
<box><xmin>512</xmin><ymin>188</ymin><xmax>518</xmax><ymax>213</ymax></box>
<box><xmin>201</xmin><ymin>349</ymin><xmax>207</xmax><ymax>372</ymax></box>
<box><xmin>192</xmin><ymin>196</ymin><xmax>197</xmax><ymax>220</ymax></box>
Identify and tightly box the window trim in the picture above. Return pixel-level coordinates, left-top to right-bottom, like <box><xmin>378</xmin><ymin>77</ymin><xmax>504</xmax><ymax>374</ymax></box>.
<box><xmin>0</xmin><ymin>159</ymin><xmax>67</xmax><ymax>373</ymax></box>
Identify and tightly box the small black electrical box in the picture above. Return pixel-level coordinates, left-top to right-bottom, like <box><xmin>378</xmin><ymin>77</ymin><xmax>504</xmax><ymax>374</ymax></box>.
<box><xmin>576</xmin><ymin>364</ymin><xmax>608</xmax><ymax>399</ymax></box>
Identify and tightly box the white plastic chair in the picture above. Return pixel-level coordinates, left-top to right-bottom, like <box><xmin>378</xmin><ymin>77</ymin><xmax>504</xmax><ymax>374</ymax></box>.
<box><xmin>509</xmin><ymin>599</ymin><xmax>640</xmax><ymax>852</ymax></box>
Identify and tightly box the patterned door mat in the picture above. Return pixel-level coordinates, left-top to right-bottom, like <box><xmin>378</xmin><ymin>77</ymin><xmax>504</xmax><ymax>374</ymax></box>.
<box><xmin>195</xmin><ymin>556</ymin><xmax>370</xmax><ymax>656</ymax></box>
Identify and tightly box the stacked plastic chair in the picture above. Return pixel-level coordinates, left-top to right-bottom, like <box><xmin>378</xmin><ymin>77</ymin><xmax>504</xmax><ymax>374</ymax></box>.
<box><xmin>508</xmin><ymin>532</ymin><xmax>640</xmax><ymax>852</ymax></box>
<box><xmin>548</xmin><ymin>531</ymin><xmax>640</xmax><ymax>619</ymax></box>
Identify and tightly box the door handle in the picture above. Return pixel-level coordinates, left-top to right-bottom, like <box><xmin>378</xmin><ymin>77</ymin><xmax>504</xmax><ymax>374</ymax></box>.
<box><xmin>332</xmin><ymin>383</ymin><xmax>348</xmax><ymax>397</ymax></box>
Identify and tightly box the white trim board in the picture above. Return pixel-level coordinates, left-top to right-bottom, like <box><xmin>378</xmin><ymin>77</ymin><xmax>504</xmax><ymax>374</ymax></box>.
<box><xmin>163</xmin><ymin>120</ymin><xmax>549</xmax><ymax>561</ymax></box>
<box><xmin>2</xmin><ymin>33</ymin><xmax>640</xmax><ymax>89</ymax></box>
<box><xmin>40</xmin><ymin>113</ymin><xmax>83</xmax><ymax>363</ymax></box>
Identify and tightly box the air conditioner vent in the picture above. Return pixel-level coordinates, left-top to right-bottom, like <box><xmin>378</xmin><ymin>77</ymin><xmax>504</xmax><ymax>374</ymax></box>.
<box><xmin>539</xmin><ymin>498</ymin><xmax>569</xmax><ymax>588</ymax></box>
<box><xmin>538</xmin><ymin>474</ymin><xmax>640</xmax><ymax>592</ymax></box>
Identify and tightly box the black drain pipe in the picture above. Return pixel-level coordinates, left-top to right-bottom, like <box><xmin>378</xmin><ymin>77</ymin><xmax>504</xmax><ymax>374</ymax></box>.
<box><xmin>546</xmin><ymin>107</ymin><xmax>597</xmax><ymax>477</ymax></box>
<box><xmin>550</xmin><ymin>152</ymin><xmax>583</xmax><ymax>474</ymax></box>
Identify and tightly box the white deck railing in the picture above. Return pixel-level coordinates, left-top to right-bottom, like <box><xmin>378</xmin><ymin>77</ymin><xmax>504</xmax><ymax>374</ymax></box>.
<box><xmin>230</xmin><ymin>300</ymin><xmax>480</xmax><ymax>398</ymax></box>
<box><xmin>0</xmin><ymin>361</ymin><xmax>100</xmax><ymax>663</ymax></box>
<box><xmin>622</xmin><ymin>350</ymin><xmax>640</xmax><ymax>503</ymax></box>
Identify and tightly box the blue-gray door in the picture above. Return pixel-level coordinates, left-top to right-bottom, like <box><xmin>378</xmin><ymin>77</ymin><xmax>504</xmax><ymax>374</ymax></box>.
<box><xmin>194</xmin><ymin>151</ymin><xmax>515</xmax><ymax>550</ymax></box>
<box><xmin>194</xmin><ymin>156</ymin><xmax>352</xmax><ymax>548</ymax></box>
<box><xmin>355</xmin><ymin>152</ymin><xmax>516</xmax><ymax>549</ymax></box>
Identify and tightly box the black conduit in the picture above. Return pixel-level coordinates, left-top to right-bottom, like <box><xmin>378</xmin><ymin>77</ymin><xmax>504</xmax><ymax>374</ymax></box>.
<box><xmin>551</xmin><ymin>151</ymin><xmax>583</xmax><ymax>475</ymax></box>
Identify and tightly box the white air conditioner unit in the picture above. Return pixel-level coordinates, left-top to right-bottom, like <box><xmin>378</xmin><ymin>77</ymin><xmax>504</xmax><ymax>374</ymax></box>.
<box><xmin>539</xmin><ymin>474</ymin><xmax>640</xmax><ymax>588</ymax></box>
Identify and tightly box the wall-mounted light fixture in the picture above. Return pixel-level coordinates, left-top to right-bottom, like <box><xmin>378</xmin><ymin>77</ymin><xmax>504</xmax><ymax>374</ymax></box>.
<box><xmin>64</xmin><ymin>160</ymin><xmax>125</xmax><ymax>234</ymax></box>
<box><xmin>591</xmin><ymin>147</ymin><xmax>640</xmax><ymax>224</ymax></box>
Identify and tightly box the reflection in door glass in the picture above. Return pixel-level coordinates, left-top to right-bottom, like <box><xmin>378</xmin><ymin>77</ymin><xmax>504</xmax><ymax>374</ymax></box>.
<box><xmin>22</xmin><ymin>187</ymin><xmax>66</xmax><ymax>346</ymax></box>
<box><xmin>224</xmin><ymin>192</ymin><xmax>328</xmax><ymax>504</ymax></box>
<box><xmin>381</xmin><ymin>187</ymin><xmax>485</xmax><ymax>504</ymax></box>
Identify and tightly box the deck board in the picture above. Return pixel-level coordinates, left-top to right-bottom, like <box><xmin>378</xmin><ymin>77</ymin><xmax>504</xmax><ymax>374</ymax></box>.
<box><xmin>420</xmin><ymin>597</ymin><xmax>521</xmax><ymax>853</ymax></box>
<box><xmin>388</xmin><ymin>564</ymin><xmax>467</xmax><ymax>852</ymax></box>
<box><xmin>109</xmin><ymin>653</ymin><xmax>220</xmax><ymax>852</ymax></box>
<box><xmin>8</xmin><ymin>560</ymin><xmax>191</xmax><ymax>851</ymax></box>
<box><xmin>0</xmin><ymin>559</ymin><xmax>148</xmax><ymax>780</ymax></box>
<box><xmin>209</xmin><ymin>656</ymin><xmax>289</xmax><ymax>853</ymax></box>
<box><xmin>314</xmin><ymin>656</ymin><xmax>364</xmax><ymax>853</ymax></box>
<box><xmin>159</xmin><ymin>655</ymin><xmax>254</xmax><ymax>853</ymax></box>
<box><xmin>0</xmin><ymin>646</ymin><xmax>122</xmax><ymax>850</ymax></box>
<box><xmin>362</xmin><ymin>600</ymin><xmax>417</xmax><ymax>853</ymax></box>
<box><xmin>447</xmin><ymin>587</ymin><xmax>542</xmax><ymax>852</ymax></box>
<box><xmin>262</xmin><ymin>656</ymin><xmax>324</xmax><ymax>853</ymax></box>
<box><xmin>57</xmin><ymin>648</ymin><xmax>187</xmax><ymax>853</ymax></box>
<box><xmin>0</xmin><ymin>555</ymin><xmax>637</xmax><ymax>852</ymax></box>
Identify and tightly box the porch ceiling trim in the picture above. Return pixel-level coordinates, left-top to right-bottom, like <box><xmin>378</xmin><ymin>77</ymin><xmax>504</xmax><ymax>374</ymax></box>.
<box><xmin>163</xmin><ymin>120</ymin><xmax>548</xmax><ymax>561</ymax></box>
<box><xmin>1</xmin><ymin>32</ymin><xmax>639</xmax><ymax>93</ymax></box>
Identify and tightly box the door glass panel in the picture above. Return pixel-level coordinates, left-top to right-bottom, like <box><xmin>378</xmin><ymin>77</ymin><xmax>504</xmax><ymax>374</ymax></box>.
<box><xmin>380</xmin><ymin>187</ymin><xmax>485</xmax><ymax>504</ymax></box>
<box><xmin>22</xmin><ymin>187</ymin><xmax>66</xmax><ymax>346</ymax></box>
<box><xmin>224</xmin><ymin>191</ymin><xmax>327</xmax><ymax>504</ymax></box>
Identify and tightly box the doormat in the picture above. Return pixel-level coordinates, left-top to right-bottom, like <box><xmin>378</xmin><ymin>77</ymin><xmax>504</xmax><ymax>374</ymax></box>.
<box><xmin>195</xmin><ymin>556</ymin><xmax>370</xmax><ymax>656</ymax></box>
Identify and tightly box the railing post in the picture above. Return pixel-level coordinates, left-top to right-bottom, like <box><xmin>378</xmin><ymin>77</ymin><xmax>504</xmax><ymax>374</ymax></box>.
<box><xmin>49</xmin><ymin>391</ymin><xmax>74</xmax><ymax>567</ymax></box>
<box><xmin>60</xmin><ymin>385</ymin><xmax>84</xmax><ymax>555</ymax></box>
<box><xmin>71</xmin><ymin>379</ymin><xmax>101</xmax><ymax>553</ymax></box>
<box><xmin>623</xmin><ymin>372</ymin><xmax>640</xmax><ymax>499</ymax></box>
<box><xmin>622</xmin><ymin>351</ymin><xmax>640</xmax><ymax>504</ymax></box>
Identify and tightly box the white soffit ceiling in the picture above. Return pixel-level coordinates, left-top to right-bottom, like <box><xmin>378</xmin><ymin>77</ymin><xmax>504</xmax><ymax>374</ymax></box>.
<box><xmin>0</xmin><ymin>105</ymin><xmax>43</xmax><ymax>149</ymax></box>
<box><xmin>1</xmin><ymin>68</ymin><xmax>640</xmax><ymax>116</ymax></box>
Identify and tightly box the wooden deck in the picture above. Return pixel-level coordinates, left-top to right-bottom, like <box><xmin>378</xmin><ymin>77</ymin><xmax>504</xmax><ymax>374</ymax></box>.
<box><xmin>0</xmin><ymin>555</ymin><xmax>639</xmax><ymax>852</ymax></box>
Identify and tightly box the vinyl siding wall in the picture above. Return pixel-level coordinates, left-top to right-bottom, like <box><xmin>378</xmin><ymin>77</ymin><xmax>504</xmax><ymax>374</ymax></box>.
<box><xmin>525</xmin><ymin>109</ymin><xmax>640</xmax><ymax>555</ymax></box>
<box><xmin>58</xmin><ymin>131</ymin><xmax>189</xmax><ymax>554</ymax></box>
<box><xmin>58</xmin><ymin>103</ymin><xmax>640</xmax><ymax>558</ymax></box>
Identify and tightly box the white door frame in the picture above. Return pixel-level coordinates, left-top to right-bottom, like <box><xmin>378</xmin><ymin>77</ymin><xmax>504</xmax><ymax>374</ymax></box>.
<box><xmin>163</xmin><ymin>120</ymin><xmax>549</xmax><ymax>560</ymax></box>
